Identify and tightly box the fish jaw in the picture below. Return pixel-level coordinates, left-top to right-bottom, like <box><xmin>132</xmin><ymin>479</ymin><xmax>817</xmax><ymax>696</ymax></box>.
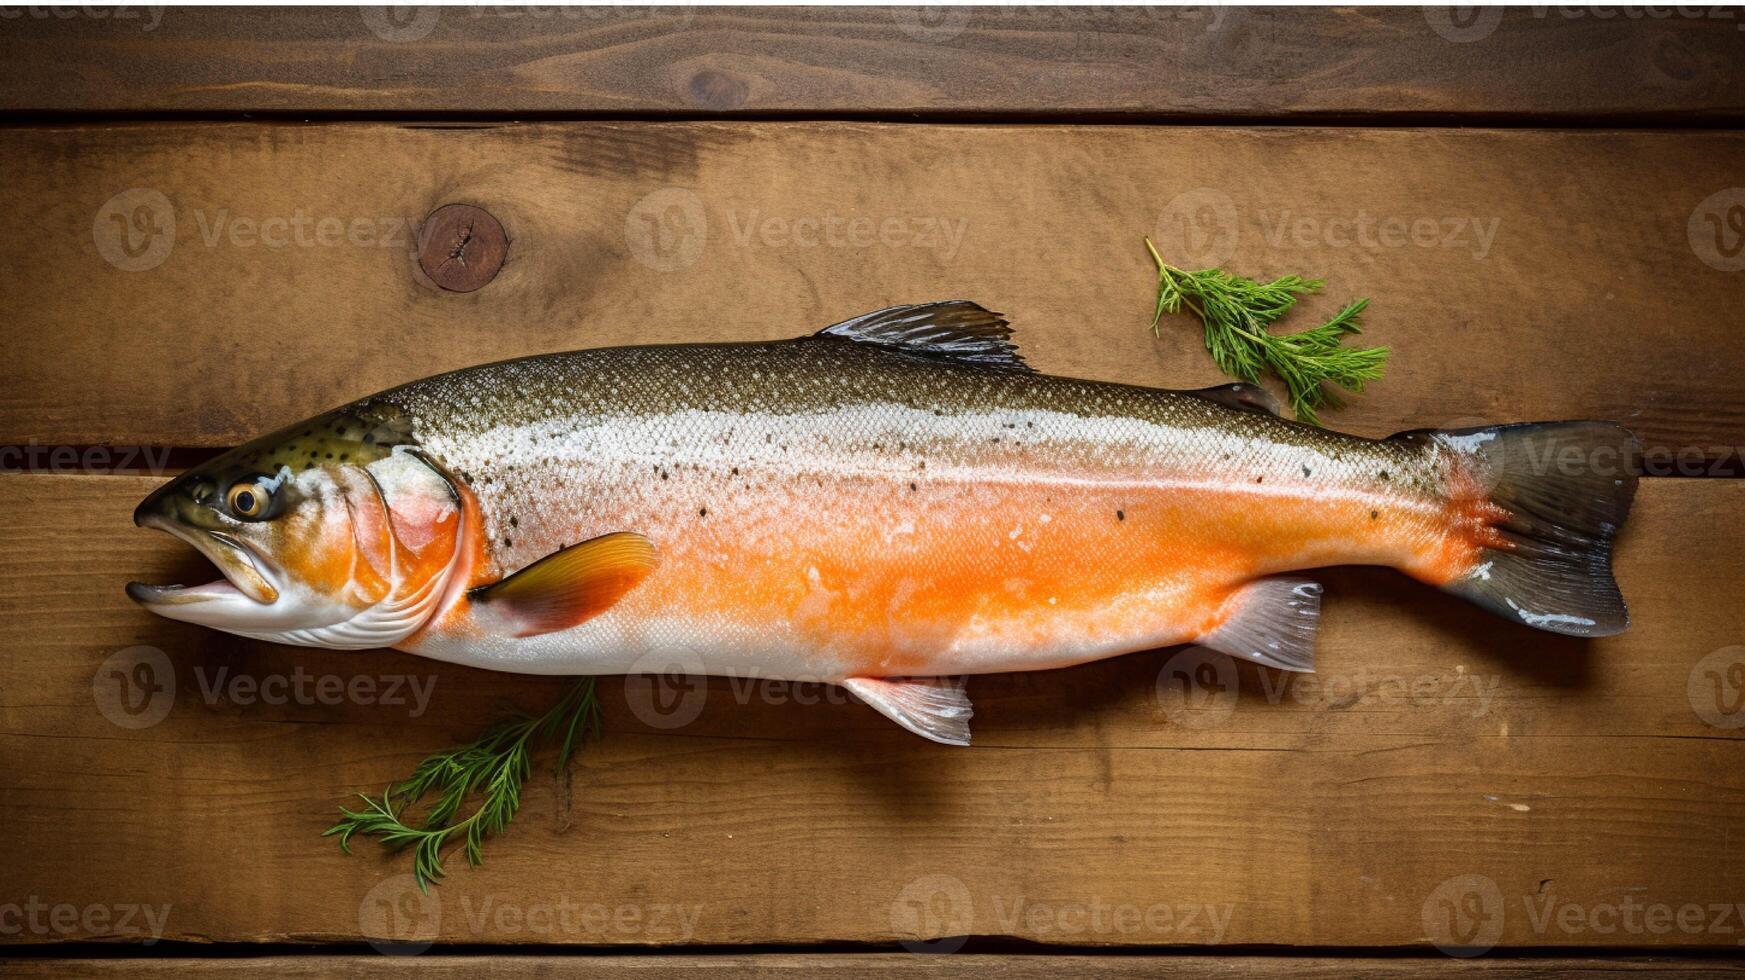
<box><xmin>127</xmin><ymin>512</ymin><xmax>281</xmax><ymax>621</ymax></box>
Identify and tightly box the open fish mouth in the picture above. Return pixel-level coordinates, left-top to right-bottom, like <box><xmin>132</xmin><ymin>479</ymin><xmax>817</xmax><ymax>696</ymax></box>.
<box><xmin>126</xmin><ymin>515</ymin><xmax>280</xmax><ymax>608</ymax></box>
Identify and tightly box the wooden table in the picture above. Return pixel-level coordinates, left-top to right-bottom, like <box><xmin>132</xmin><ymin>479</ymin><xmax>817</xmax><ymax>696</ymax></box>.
<box><xmin>2</xmin><ymin>7</ymin><xmax>1743</xmax><ymax>977</ymax></box>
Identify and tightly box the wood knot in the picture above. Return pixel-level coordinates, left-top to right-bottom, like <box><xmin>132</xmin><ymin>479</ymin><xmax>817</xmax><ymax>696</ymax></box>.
<box><xmin>417</xmin><ymin>203</ymin><xmax>507</xmax><ymax>293</ymax></box>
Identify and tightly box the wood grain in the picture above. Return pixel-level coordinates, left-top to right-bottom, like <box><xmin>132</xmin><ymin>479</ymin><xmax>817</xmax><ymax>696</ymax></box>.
<box><xmin>2</xmin><ymin>474</ymin><xmax>1741</xmax><ymax>948</ymax></box>
<box><xmin>4</xmin><ymin>122</ymin><xmax>1744</xmax><ymax>461</ymax></box>
<box><xmin>0</xmin><ymin>7</ymin><xmax>1741</xmax><ymax>118</ymax></box>
<box><xmin>3</xmin><ymin>954</ymin><xmax>1743</xmax><ymax>978</ymax></box>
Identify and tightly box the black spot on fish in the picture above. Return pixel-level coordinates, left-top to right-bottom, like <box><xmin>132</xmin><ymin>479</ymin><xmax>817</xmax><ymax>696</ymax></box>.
<box><xmin>731</xmin><ymin>467</ymin><xmax>739</xmax><ymax>476</ymax></box>
<box><xmin>504</xmin><ymin>537</ymin><xmax>513</xmax><ymax>548</ymax></box>
<box><xmin>1379</xmin><ymin>470</ymin><xmax>1390</xmax><ymax>481</ymax></box>
<box><xmin>1302</xmin><ymin>465</ymin><xmax>1311</xmax><ymax>477</ymax></box>
<box><xmin>339</xmin><ymin>453</ymin><xmax>349</xmax><ymax>462</ymax></box>
<box><xmin>909</xmin><ymin>482</ymin><xmax>917</xmax><ymax>491</ymax></box>
<box><xmin>509</xmin><ymin>516</ymin><xmax>518</xmax><ymax>528</ymax></box>
<box><xmin>1116</xmin><ymin>509</ymin><xmax>1125</xmax><ymax>521</ymax></box>
<box><xmin>1255</xmin><ymin>476</ymin><xmax>1264</xmax><ymax>484</ymax></box>
<box><xmin>699</xmin><ymin>507</ymin><xmax>708</xmax><ymax>517</ymax></box>
<box><xmin>1370</xmin><ymin>510</ymin><xmax>1379</xmax><ymax>520</ymax></box>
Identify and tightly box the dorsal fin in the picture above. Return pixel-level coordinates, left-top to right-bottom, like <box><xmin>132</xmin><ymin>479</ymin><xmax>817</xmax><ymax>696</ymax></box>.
<box><xmin>813</xmin><ymin>302</ymin><xmax>1030</xmax><ymax>372</ymax></box>
<box><xmin>1189</xmin><ymin>382</ymin><xmax>1282</xmax><ymax>417</ymax></box>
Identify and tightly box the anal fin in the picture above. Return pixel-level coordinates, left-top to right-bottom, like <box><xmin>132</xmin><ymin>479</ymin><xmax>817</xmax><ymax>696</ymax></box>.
<box><xmin>842</xmin><ymin>676</ymin><xmax>974</xmax><ymax>746</ymax></box>
<box><xmin>1196</xmin><ymin>577</ymin><xmax>1322</xmax><ymax>672</ymax></box>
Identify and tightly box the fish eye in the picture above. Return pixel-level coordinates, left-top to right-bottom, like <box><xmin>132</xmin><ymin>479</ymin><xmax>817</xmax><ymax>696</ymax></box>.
<box><xmin>226</xmin><ymin>481</ymin><xmax>270</xmax><ymax>520</ymax></box>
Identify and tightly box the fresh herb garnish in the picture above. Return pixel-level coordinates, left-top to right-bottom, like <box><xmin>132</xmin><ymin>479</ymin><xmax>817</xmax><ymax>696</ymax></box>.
<box><xmin>325</xmin><ymin>678</ymin><xmax>601</xmax><ymax>891</ymax></box>
<box><xmin>1145</xmin><ymin>237</ymin><xmax>1388</xmax><ymax>425</ymax></box>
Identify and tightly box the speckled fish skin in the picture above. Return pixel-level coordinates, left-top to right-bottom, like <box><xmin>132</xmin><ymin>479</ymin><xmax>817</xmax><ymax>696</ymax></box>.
<box><xmin>384</xmin><ymin>336</ymin><xmax>1452</xmax><ymax>679</ymax></box>
<box><xmin>130</xmin><ymin>303</ymin><xmax>1637</xmax><ymax>712</ymax></box>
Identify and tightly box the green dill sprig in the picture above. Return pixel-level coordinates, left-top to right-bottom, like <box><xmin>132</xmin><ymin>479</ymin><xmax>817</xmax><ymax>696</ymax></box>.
<box><xmin>1145</xmin><ymin>238</ymin><xmax>1388</xmax><ymax>425</ymax></box>
<box><xmin>325</xmin><ymin>678</ymin><xmax>601</xmax><ymax>891</ymax></box>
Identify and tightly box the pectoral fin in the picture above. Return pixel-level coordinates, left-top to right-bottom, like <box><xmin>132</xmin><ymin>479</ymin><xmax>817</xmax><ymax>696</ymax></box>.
<box><xmin>470</xmin><ymin>532</ymin><xmax>657</xmax><ymax>638</ymax></box>
<box><xmin>843</xmin><ymin>676</ymin><xmax>974</xmax><ymax>746</ymax></box>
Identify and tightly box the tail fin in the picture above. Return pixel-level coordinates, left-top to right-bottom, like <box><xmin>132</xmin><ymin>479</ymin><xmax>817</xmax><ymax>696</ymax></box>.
<box><xmin>1414</xmin><ymin>421</ymin><xmax>1639</xmax><ymax>637</ymax></box>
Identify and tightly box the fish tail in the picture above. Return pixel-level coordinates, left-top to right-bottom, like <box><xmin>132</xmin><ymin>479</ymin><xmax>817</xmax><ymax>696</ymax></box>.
<box><xmin>1401</xmin><ymin>421</ymin><xmax>1639</xmax><ymax>637</ymax></box>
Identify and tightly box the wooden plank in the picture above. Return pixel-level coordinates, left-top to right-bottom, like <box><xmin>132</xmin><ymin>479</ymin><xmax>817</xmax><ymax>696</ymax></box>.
<box><xmin>3</xmin><ymin>954</ymin><xmax>1743</xmax><ymax>978</ymax></box>
<box><xmin>4</xmin><ymin>122</ymin><xmax>1744</xmax><ymax>460</ymax></box>
<box><xmin>2</xmin><ymin>475</ymin><xmax>1741</xmax><ymax>948</ymax></box>
<box><xmin>0</xmin><ymin>7</ymin><xmax>1742</xmax><ymax>118</ymax></box>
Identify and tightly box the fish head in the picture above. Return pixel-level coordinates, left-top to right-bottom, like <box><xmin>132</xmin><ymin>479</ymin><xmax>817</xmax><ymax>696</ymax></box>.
<box><xmin>127</xmin><ymin>404</ymin><xmax>469</xmax><ymax>649</ymax></box>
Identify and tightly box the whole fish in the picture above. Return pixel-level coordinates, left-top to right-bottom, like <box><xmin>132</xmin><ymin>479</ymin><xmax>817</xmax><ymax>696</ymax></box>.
<box><xmin>129</xmin><ymin>302</ymin><xmax>1637</xmax><ymax>744</ymax></box>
